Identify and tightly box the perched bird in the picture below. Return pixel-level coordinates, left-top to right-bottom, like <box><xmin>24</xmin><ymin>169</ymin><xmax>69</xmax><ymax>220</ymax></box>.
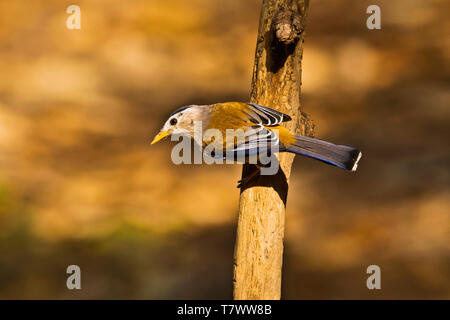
<box><xmin>151</xmin><ymin>102</ymin><xmax>362</xmax><ymax>185</ymax></box>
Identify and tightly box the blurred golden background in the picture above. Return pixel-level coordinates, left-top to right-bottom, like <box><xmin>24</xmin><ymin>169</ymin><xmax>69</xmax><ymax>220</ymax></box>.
<box><xmin>0</xmin><ymin>0</ymin><xmax>448</xmax><ymax>299</ymax></box>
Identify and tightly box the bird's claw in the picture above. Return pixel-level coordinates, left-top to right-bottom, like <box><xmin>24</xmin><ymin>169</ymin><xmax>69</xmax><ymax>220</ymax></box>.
<box><xmin>236</xmin><ymin>167</ymin><xmax>261</xmax><ymax>189</ymax></box>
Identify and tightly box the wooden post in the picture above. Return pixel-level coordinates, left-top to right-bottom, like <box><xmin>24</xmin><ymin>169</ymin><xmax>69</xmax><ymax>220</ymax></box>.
<box><xmin>233</xmin><ymin>0</ymin><xmax>313</xmax><ymax>300</ymax></box>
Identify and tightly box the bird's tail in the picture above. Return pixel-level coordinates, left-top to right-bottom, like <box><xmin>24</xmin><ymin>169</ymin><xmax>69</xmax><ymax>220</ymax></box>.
<box><xmin>285</xmin><ymin>135</ymin><xmax>362</xmax><ymax>171</ymax></box>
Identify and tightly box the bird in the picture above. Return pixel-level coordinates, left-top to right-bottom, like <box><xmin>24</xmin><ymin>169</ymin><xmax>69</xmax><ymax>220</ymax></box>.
<box><xmin>151</xmin><ymin>102</ymin><xmax>362</xmax><ymax>186</ymax></box>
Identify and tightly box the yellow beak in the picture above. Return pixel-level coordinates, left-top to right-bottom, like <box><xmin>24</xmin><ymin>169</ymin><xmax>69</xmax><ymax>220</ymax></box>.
<box><xmin>151</xmin><ymin>130</ymin><xmax>172</xmax><ymax>145</ymax></box>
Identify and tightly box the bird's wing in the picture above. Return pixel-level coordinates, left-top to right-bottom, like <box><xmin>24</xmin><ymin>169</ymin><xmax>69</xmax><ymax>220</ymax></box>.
<box><xmin>204</xmin><ymin>102</ymin><xmax>289</xmax><ymax>160</ymax></box>
<box><xmin>245</xmin><ymin>103</ymin><xmax>292</xmax><ymax>127</ymax></box>
<box><xmin>207</xmin><ymin>125</ymin><xmax>280</xmax><ymax>160</ymax></box>
<box><xmin>230</xmin><ymin>126</ymin><xmax>280</xmax><ymax>154</ymax></box>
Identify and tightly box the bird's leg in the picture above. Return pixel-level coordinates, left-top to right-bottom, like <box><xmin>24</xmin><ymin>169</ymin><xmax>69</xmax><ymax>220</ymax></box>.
<box><xmin>237</xmin><ymin>165</ymin><xmax>261</xmax><ymax>189</ymax></box>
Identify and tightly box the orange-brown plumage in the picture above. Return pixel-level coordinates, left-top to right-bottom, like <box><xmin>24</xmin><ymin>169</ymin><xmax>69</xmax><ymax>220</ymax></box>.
<box><xmin>205</xmin><ymin>102</ymin><xmax>296</xmax><ymax>150</ymax></box>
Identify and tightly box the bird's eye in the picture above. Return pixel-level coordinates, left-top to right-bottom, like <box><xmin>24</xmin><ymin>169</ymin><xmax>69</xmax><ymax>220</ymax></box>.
<box><xmin>170</xmin><ymin>118</ymin><xmax>177</xmax><ymax>125</ymax></box>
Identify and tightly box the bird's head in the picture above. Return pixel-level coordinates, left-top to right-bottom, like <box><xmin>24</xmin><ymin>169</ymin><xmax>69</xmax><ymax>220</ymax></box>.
<box><xmin>151</xmin><ymin>105</ymin><xmax>206</xmax><ymax>144</ymax></box>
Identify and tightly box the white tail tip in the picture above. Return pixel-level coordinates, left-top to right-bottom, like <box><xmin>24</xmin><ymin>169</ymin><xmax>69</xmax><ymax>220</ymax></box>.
<box><xmin>351</xmin><ymin>152</ymin><xmax>363</xmax><ymax>171</ymax></box>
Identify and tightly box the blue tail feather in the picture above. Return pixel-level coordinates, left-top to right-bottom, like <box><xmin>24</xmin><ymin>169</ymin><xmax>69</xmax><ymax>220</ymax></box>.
<box><xmin>286</xmin><ymin>135</ymin><xmax>362</xmax><ymax>171</ymax></box>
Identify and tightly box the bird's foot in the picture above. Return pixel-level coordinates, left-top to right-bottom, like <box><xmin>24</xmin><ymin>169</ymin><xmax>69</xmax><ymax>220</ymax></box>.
<box><xmin>236</xmin><ymin>167</ymin><xmax>261</xmax><ymax>189</ymax></box>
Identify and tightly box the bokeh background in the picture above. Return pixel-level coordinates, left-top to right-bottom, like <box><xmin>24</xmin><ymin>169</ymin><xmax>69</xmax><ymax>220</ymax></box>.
<box><xmin>0</xmin><ymin>0</ymin><xmax>448</xmax><ymax>299</ymax></box>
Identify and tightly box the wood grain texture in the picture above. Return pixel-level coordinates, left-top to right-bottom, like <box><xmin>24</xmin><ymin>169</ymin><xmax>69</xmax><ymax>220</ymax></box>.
<box><xmin>233</xmin><ymin>0</ymin><xmax>313</xmax><ymax>300</ymax></box>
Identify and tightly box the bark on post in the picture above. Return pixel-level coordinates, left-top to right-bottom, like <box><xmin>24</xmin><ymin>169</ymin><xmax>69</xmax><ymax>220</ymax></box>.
<box><xmin>233</xmin><ymin>0</ymin><xmax>313</xmax><ymax>300</ymax></box>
